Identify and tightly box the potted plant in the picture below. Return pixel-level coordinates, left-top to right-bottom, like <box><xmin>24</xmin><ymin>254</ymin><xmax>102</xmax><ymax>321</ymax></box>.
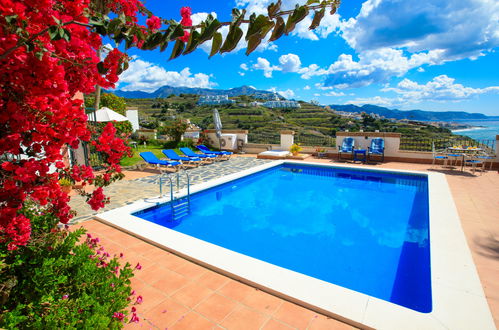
<box><xmin>59</xmin><ymin>178</ymin><xmax>73</xmax><ymax>194</ymax></box>
<box><xmin>290</xmin><ymin>143</ymin><xmax>302</xmax><ymax>156</ymax></box>
<box><xmin>315</xmin><ymin>146</ymin><xmax>327</xmax><ymax>158</ymax></box>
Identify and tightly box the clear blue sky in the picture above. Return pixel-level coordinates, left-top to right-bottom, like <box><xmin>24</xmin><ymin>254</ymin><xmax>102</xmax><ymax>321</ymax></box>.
<box><xmin>113</xmin><ymin>0</ymin><xmax>499</xmax><ymax>115</ymax></box>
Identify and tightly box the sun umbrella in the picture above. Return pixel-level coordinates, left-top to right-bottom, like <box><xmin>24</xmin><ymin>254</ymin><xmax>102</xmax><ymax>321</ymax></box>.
<box><xmin>213</xmin><ymin>108</ymin><xmax>222</xmax><ymax>138</ymax></box>
<box><xmin>87</xmin><ymin>107</ymin><xmax>129</xmax><ymax>122</ymax></box>
<box><xmin>212</xmin><ymin>108</ymin><xmax>224</xmax><ymax>149</ymax></box>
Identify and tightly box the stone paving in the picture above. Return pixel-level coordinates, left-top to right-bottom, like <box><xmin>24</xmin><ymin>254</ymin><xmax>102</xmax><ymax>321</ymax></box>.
<box><xmin>69</xmin><ymin>157</ymin><xmax>271</xmax><ymax>224</ymax></box>
<box><xmin>72</xmin><ymin>156</ymin><xmax>499</xmax><ymax>328</ymax></box>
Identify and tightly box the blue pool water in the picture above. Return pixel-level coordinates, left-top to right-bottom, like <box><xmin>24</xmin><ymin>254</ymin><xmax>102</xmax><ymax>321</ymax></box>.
<box><xmin>135</xmin><ymin>164</ymin><xmax>431</xmax><ymax>312</ymax></box>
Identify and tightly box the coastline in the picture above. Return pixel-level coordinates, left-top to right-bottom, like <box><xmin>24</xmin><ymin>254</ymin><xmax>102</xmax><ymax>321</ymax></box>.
<box><xmin>452</xmin><ymin>126</ymin><xmax>486</xmax><ymax>133</ymax></box>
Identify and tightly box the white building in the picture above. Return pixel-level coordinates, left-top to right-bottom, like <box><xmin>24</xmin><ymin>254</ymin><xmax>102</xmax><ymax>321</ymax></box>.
<box><xmin>197</xmin><ymin>95</ymin><xmax>235</xmax><ymax>106</ymax></box>
<box><xmin>262</xmin><ymin>100</ymin><xmax>301</xmax><ymax>109</ymax></box>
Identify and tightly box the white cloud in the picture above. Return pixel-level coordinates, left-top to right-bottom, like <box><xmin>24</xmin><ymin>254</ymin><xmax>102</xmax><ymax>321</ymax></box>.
<box><xmin>240</xmin><ymin>63</ymin><xmax>249</xmax><ymax>71</ymax></box>
<box><xmin>253</xmin><ymin>57</ymin><xmax>281</xmax><ymax>78</ymax></box>
<box><xmin>251</xmin><ymin>53</ymin><xmax>327</xmax><ymax>79</ymax></box>
<box><xmin>347</xmin><ymin>75</ymin><xmax>499</xmax><ymax>107</ymax></box>
<box><xmin>279</xmin><ymin>53</ymin><xmax>302</xmax><ymax>72</ymax></box>
<box><xmin>324</xmin><ymin>91</ymin><xmax>346</xmax><ymax>97</ymax></box>
<box><xmin>346</xmin><ymin>96</ymin><xmax>395</xmax><ymax>107</ymax></box>
<box><xmin>303</xmin><ymin>85</ymin><xmax>311</xmax><ymax>90</ymax></box>
<box><xmin>267</xmin><ymin>87</ymin><xmax>295</xmax><ymax>99</ymax></box>
<box><xmin>382</xmin><ymin>75</ymin><xmax>499</xmax><ymax>103</ymax></box>
<box><xmin>323</xmin><ymin>48</ymin><xmax>444</xmax><ymax>88</ymax></box>
<box><xmin>238</xmin><ymin>72</ymin><xmax>245</xmax><ymax>76</ymax></box>
<box><xmin>341</xmin><ymin>0</ymin><xmax>499</xmax><ymax>61</ymax></box>
<box><xmin>118</xmin><ymin>59</ymin><xmax>216</xmax><ymax>92</ymax></box>
<box><xmin>278</xmin><ymin>89</ymin><xmax>296</xmax><ymax>99</ymax></box>
<box><xmin>299</xmin><ymin>63</ymin><xmax>328</xmax><ymax>79</ymax></box>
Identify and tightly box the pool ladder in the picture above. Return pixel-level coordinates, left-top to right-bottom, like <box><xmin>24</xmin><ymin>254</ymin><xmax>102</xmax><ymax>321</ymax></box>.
<box><xmin>159</xmin><ymin>172</ymin><xmax>191</xmax><ymax>222</ymax></box>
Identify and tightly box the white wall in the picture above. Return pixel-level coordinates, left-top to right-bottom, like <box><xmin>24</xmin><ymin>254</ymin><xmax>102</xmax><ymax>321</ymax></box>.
<box><xmin>280</xmin><ymin>133</ymin><xmax>294</xmax><ymax>151</ymax></box>
<box><xmin>126</xmin><ymin>109</ymin><xmax>139</xmax><ymax>132</ymax></box>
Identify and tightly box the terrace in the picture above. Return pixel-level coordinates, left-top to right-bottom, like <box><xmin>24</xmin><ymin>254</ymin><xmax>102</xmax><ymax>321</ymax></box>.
<box><xmin>69</xmin><ymin>132</ymin><xmax>499</xmax><ymax>329</ymax></box>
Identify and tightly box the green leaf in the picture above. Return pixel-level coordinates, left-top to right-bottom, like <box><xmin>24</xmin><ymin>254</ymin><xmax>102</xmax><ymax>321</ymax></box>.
<box><xmin>245</xmin><ymin>34</ymin><xmax>262</xmax><ymax>56</ymax></box>
<box><xmin>267</xmin><ymin>1</ymin><xmax>282</xmax><ymax>18</ymax></box>
<box><xmin>183</xmin><ymin>30</ymin><xmax>201</xmax><ymax>55</ymax></box>
<box><xmin>169</xmin><ymin>40</ymin><xmax>185</xmax><ymax>60</ymax></box>
<box><xmin>199</xmin><ymin>18</ymin><xmax>222</xmax><ymax>43</ymax></box>
<box><xmin>159</xmin><ymin>41</ymin><xmax>169</xmax><ymax>52</ymax></box>
<box><xmin>52</xmin><ymin>16</ymin><xmax>61</xmax><ymax>25</ymax></box>
<box><xmin>97</xmin><ymin>62</ymin><xmax>108</xmax><ymax>75</ymax></box>
<box><xmin>309</xmin><ymin>7</ymin><xmax>325</xmax><ymax>30</ymax></box>
<box><xmin>108</xmin><ymin>18</ymin><xmax>122</xmax><ymax>35</ymax></box>
<box><xmin>125</xmin><ymin>37</ymin><xmax>133</xmax><ymax>50</ymax></box>
<box><xmin>269</xmin><ymin>17</ymin><xmax>285</xmax><ymax>42</ymax></box>
<box><xmin>168</xmin><ymin>24</ymin><xmax>185</xmax><ymax>41</ymax></box>
<box><xmin>48</xmin><ymin>26</ymin><xmax>59</xmax><ymax>40</ymax></box>
<box><xmin>285</xmin><ymin>5</ymin><xmax>309</xmax><ymax>35</ymax></box>
<box><xmin>62</xmin><ymin>28</ymin><xmax>71</xmax><ymax>42</ymax></box>
<box><xmin>150</xmin><ymin>32</ymin><xmax>163</xmax><ymax>47</ymax></box>
<box><xmin>25</xmin><ymin>42</ymin><xmax>34</xmax><ymax>52</ymax></box>
<box><xmin>220</xmin><ymin>26</ymin><xmax>243</xmax><ymax>54</ymax></box>
<box><xmin>209</xmin><ymin>32</ymin><xmax>223</xmax><ymax>58</ymax></box>
<box><xmin>231</xmin><ymin>8</ymin><xmax>246</xmax><ymax>27</ymax></box>
<box><xmin>246</xmin><ymin>15</ymin><xmax>275</xmax><ymax>41</ymax></box>
<box><xmin>306</xmin><ymin>0</ymin><xmax>320</xmax><ymax>4</ymax></box>
<box><xmin>5</xmin><ymin>15</ymin><xmax>18</xmax><ymax>24</ymax></box>
<box><xmin>330</xmin><ymin>3</ymin><xmax>338</xmax><ymax>15</ymax></box>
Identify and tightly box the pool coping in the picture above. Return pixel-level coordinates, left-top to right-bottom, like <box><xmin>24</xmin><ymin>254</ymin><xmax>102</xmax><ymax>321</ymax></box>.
<box><xmin>95</xmin><ymin>160</ymin><xmax>495</xmax><ymax>330</ymax></box>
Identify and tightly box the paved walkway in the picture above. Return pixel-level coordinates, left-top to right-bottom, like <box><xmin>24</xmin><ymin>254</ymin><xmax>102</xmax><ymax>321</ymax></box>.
<box><xmin>73</xmin><ymin>156</ymin><xmax>499</xmax><ymax>329</ymax></box>
<box><xmin>69</xmin><ymin>157</ymin><xmax>271</xmax><ymax>224</ymax></box>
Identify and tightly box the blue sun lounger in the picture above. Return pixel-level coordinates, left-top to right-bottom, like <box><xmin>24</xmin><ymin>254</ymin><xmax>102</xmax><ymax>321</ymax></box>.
<box><xmin>139</xmin><ymin>152</ymin><xmax>182</xmax><ymax>171</ymax></box>
<box><xmin>162</xmin><ymin>149</ymin><xmax>202</xmax><ymax>166</ymax></box>
<box><xmin>338</xmin><ymin>137</ymin><xmax>355</xmax><ymax>160</ymax></box>
<box><xmin>196</xmin><ymin>145</ymin><xmax>232</xmax><ymax>159</ymax></box>
<box><xmin>179</xmin><ymin>147</ymin><xmax>217</xmax><ymax>161</ymax></box>
<box><xmin>368</xmin><ymin>138</ymin><xmax>385</xmax><ymax>162</ymax></box>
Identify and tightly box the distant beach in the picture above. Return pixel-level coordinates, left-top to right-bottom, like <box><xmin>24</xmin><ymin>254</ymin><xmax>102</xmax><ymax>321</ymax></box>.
<box><xmin>451</xmin><ymin>119</ymin><xmax>499</xmax><ymax>141</ymax></box>
<box><xmin>451</xmin><ymin>126</ymin><xmax>486</xmax><ymax>133</ymax></box>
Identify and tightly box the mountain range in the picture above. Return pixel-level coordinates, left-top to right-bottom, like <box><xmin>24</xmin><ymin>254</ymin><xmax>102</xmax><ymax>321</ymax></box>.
<box><xmin>112</xmin><ymin>85</ymin><xmax>281</xmax><ymax>99</ymax></box>
<box><xmin>112</xmin><ymin>85</ymin><xmax>492</xmax><ymax>121</ymax></box>
<box><xmin>329</xmin><ymin>104</ymin><xmax>491</xmax><ymax>121</ymax></box>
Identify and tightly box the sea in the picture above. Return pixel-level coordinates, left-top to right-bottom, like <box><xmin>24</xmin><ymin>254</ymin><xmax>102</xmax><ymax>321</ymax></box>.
<box><xmin>451</xmin><ymin>119</ymin><xmax>499</xmax><ymax>141</ymax></box>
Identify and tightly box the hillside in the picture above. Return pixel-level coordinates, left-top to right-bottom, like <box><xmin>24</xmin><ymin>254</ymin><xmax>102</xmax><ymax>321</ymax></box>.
<box><xmin>125</xmin><ymin>95</ymin><xmax>456</xmax><ymax>145</ymax></box>
<box><xmin>112</xmin><ymin>85</ymin><xmax>281</xmax><ymax>99</ymax></box>
<box><xmin>330</xmin><ymin>104</ymin><xmax>489</xmax><ymax>121</ymax></box>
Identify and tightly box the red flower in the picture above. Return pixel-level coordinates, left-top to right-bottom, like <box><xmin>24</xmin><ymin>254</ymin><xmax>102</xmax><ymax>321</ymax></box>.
<box><xmin>112</xmin><ymin>312</ymin><xmax>125</xmax><ymax>321</ymax></box>
<box><xmin>130</xmin><ymin>313</ymin><xmax>139</xmax><ymax>323</ymax></box>
<box><xmin>146</xmin><ymin>15</ymin><xmax>161</xmax><ymax>30</ymax></box>
<box><xmin>2</xmin><ymin>161</ymin><xmax>14</xmax><ymax>171</ymax></box>
<box><xmin>179</xmin><ymin>31</ymin><xmax>190</xmax><ymax>43</ymax></box>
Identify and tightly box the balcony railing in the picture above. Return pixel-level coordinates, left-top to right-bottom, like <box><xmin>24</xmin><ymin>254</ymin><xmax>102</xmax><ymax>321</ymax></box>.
<box><xmin>295</xmin><ymin>134</ymin><xmax>336</xmax><ymax>147</ymax></box>
<box><xmin>247</xmin><ymin>133</ymin><xmax>280</xmax><ymax>144</ymax></box>
<box><xmin>400</xmin><ymin>137</ymin><xmax>496</xmax><ymax>153</ymax></box>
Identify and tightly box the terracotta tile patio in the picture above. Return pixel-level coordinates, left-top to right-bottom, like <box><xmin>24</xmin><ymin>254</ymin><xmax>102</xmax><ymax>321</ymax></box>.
<box><xmin>74</xmin><ymin>156</ymin><xmax>499</xmax><ymax>329</ymax></box>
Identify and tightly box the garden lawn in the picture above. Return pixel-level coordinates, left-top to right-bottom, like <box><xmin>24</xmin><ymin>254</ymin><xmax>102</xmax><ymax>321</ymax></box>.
<box><xmin>121</xmin><ymin>145</ymin><xmax>167</xmax><ymax>167</ymax></box>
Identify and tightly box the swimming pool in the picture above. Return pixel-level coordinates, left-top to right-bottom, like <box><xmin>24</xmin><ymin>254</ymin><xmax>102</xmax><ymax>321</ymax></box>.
<box><xmin>134</xmin><ymin>164</ymin><xmax>431</xmax><ymax>313</ymax></box>
<box><xmin>97</xmin><ymin>161</ymin><xmax>494</xmax><ymax>329</ymax></box>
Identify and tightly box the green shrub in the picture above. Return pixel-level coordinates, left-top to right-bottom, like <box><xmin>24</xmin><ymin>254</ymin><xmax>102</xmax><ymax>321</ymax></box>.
<box><xmin>0</xmin><ymin>204</ymin><xmax>139</xmax><ymax>328</ymax></box>
<box><xmin>177</xmin><ymin>138</ymin><xmax>194</xmax><ymax>149</ymax></box>
<box><xmin>162</xmin><ymin>140</ymin><xmax>177</xmax><ymax>149</ymax></box>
